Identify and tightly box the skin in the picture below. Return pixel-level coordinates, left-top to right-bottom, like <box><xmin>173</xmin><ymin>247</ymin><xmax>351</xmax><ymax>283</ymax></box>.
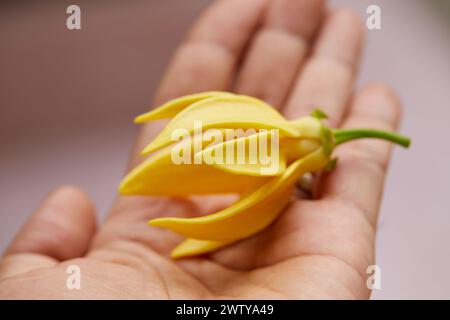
<box><xmin>0</xmin><ymin>0</ymin><xmax>402</xmax><ymax>299</ymax></box>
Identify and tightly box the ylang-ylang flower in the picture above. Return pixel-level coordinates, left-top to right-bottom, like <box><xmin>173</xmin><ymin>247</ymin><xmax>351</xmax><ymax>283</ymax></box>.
<box><xmin>120</xmin><ymin>92</ymin><xmax>410</xmax><ymax>259</ymax></box>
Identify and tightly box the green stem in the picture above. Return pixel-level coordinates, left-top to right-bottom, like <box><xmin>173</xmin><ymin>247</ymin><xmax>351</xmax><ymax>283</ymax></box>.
<box><xmin>333</xmin><ymin>129</ymin><xmax>411</xmax><ymax>148</ymax></box>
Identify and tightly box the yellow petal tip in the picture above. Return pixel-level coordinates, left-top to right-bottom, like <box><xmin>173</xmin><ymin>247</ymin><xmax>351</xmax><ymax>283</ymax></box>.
<box><xmin>134</xmin><ymin>113</ymin><xmax>149</xmax><ymax>124</ymax></box>
<box><xmin>118</xmin><ymin>177</ymin><xmax>134</xmax><ymax>195</ymax></box>
<box><xmin>148</xmin><ymin>218</ymin><xmax>169</xmax><ymax>227</ymax></box>
<box><xmin>170</xmin><ymin>250</ymin><xmax>185</xmax><ymax>260</ymax></box>
<box><xmin>140</xmin><ymin>144</ymin><xmax>156</xmax><ymax>155</ymax></box>
<box><xmin>118</xmin><ymin>182</ymin><xmax>127</xmax><ymax>195</ymax></box>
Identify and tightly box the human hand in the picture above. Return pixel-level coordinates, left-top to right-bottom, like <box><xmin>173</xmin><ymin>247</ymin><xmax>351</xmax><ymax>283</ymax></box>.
<box><xmin>0</xmin><ymin>0</ymin><xmax>402</xmax><ymax>299</ymax></box>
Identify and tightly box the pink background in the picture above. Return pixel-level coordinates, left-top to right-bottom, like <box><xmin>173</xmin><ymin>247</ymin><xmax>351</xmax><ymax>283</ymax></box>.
<box><xmin>1</xmin><ymin>0</ymin><xmax>449</xmax><ymax>299</ymax></box>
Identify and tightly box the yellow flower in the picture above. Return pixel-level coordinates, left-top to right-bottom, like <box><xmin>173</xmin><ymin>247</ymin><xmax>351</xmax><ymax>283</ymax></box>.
<box><xmin>120</xmin><ymin>92</ymin><xmax>410</xmax><ymax>259</ymax></box>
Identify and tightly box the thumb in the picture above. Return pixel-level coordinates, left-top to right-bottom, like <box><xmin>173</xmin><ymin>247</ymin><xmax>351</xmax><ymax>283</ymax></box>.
<box><xmin>5</xmin><ymin>185</ymin><xmax>96</xmax><ymax>261</ymax></box>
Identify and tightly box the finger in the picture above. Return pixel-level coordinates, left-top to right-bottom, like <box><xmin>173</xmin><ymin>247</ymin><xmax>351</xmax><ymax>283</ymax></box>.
<box><xmin>234</xmin><ymin>0</ymin><xmax>325</xmax><ymax>108</ymax></box>
<box><xmin>129</xmin><ymin>0</ymin><xmax>268</xmax><ymax>166</ymax></box>
<box><xmin>284</xmin><ymin>8</ymin><xmax>365</xmax><ymax>126</ymax></box>
<box><xmin>320</xmin><ymin>84</ymin><xmax>402</xmax><ymax>227</ymax></box>
<box><xmin>5</xmin><ymin>186</ymin><xmax>97</xmax><ymax>260</ymax></box>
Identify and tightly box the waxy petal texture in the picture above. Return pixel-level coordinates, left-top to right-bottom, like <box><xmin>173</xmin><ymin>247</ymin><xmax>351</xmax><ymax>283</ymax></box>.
<box><xmin>194</xmin><ymin>130</ymin><xmax>286</xmax><ymax>177</ymax></box>
<box><xmin>141</xmin><ymin>96</ymin><xmax>300</xmax><ymax>155</ymax></box>
<box><xmin>135</xmin><ymin>91</ymin><xmax>234</xmax><ymax>123</ymax></box>
<box><xmin>171</xmin><ymin>238</ymin><xmax>234</xmax><ymax>259</ymax></box>
<box><xmin>149</xmin><ymin>148</ymin><xmax>328</xmax><ymax>244</ymax></box>
<box><xmin>120</xmin><ymin>140</ymin><xmax>268</xmax><ymax>196</ymax></box>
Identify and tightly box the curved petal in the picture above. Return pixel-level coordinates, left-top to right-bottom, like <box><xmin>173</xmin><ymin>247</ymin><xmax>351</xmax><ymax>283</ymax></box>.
<box><xmin>150</xmin><ymin>148</ymin><xmax>329</xmax><ymax>243</ymax></box>
<box><xmin>134</xmin><ymin>91</ymin><xmax>234</xmax><ymax>123</ymax></box>
<box><xmin>119</xmin><ymin>138</ymin><xmax>268</xmax><ymax>196</ymax></box>
<box><xmin>171</xmin><ymin>238</ymin><xmax>233</xmax><ymax>259</ymax></box>
<box><xmin>141</xmin><ymin>95</ymin><xmax>300</xmax><ymax>155</ymax></box>
<box><xmin>194</xmin><ymin>130</ymin><xmax>286</xmax><ymax>176</ymax></box>
<box><xmin>289</xmin><ymin>116</ymin><xmax>323</xmax><ymax>138</ymax></box>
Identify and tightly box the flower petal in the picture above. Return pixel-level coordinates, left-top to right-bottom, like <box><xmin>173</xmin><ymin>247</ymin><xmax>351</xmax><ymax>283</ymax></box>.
<box><xmin>171</xmin><ymin>238</ymin><xmax>233</xmax><ymax>259</ymax></box>
<box><xmin>289</xmin><ymin>116</ymin><xmax>323</xmax><ymax>138</ymax></box>
<box><xmin>119</xmin><ymin>140</ymin><xmax>268</xmax><ymax>196</ymax></box>
<box><xmin>141</xmin><ymin>95</ymin><xmax>300</xmax><ymax>155</ymax></box>
<box><xmin>149</xmin><ymin>148</ymin><xmax>329</xmax><ymax>242</ymax></box>
<box><xmin>134</xmin><ymin>91</ymin><xmax>234</xmax><ymax>123</ymax></box>
<box><xmin>194</xmin><ymin>130</ymin><xmax>286</xmax><ymax>176</ymax></box>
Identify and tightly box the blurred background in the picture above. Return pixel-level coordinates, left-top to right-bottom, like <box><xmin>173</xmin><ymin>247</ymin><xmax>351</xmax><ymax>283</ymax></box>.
<box><xmin>0</xmin><ymin>0</ymin><xmax>449</xmax><ymax>299</ymax></box>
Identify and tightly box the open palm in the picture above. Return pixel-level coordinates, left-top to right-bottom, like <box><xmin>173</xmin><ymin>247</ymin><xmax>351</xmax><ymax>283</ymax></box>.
<box><xmin>0</xmin><ymin>0</ymin><xmax>402</xmax><ymax>299</ymax></box>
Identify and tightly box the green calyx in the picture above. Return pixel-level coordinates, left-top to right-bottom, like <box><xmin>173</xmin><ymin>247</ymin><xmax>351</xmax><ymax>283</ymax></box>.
<box><xmin>309</xmin><ymin>108</ymin><xmax>411</xmax><ymax>172</ymax></box>
<box><xmin>310</xmin><ymin>109</ymin><xmax>335</xmax><ymax>156</ymax></box>
<box><xmin>310</xmin><ymin>108</ymin><xmax>411</xmax><ymax>150</ymax></box>
<box><xmin>320</xmin><ymin>125</ymin><xmax>335</xmax><ymax>156</ymax></box>
<box><xmin>310</xmin><ymin>109</ymin><xmax>328</xmax><ymax>120</ymax></box>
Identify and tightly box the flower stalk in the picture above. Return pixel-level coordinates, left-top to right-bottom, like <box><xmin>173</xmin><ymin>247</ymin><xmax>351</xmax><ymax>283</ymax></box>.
<box><xmin>333</xmin><ymin>128</ymin><xmax>411</xmax><ymax>147</ymax></box>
